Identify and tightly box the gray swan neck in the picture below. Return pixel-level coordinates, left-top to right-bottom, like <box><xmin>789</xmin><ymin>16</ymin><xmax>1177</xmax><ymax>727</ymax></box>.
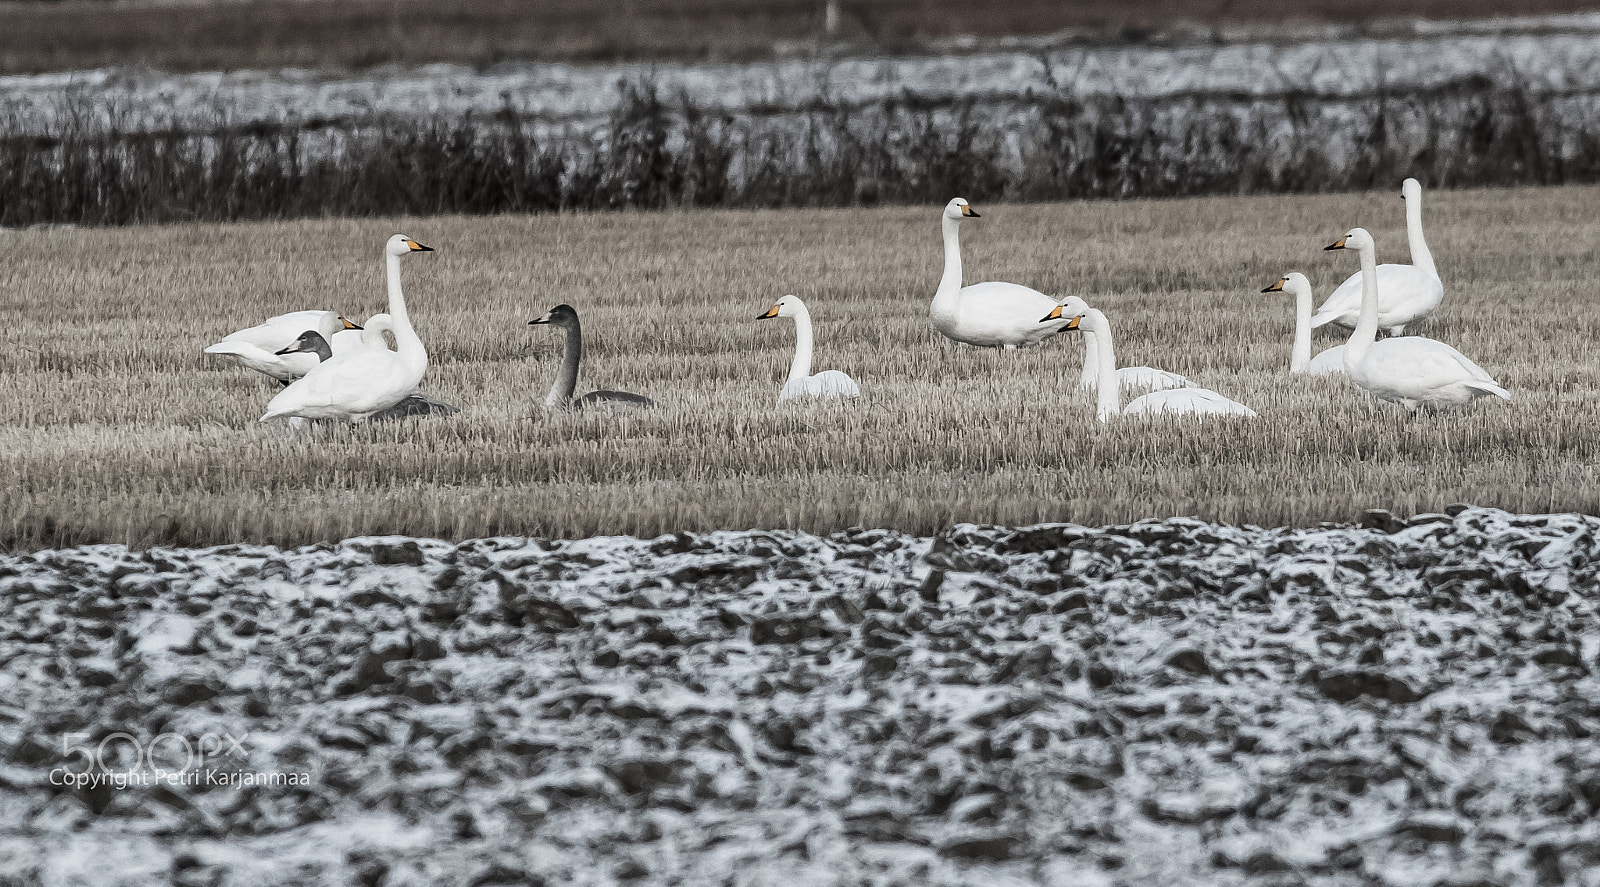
<box><xmin>547</xmin><ymin>321</ymin><xmax>582</xmax><ymax>408</ymax></box>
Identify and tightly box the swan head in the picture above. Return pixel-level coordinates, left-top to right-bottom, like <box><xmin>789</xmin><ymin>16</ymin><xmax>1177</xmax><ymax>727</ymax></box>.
<box><xmin>530</xmin><ymin>304</ymin><xmax>579</xmax><ymax>327</ymax></box>
<box><xmin>275</xmin><ymin>330</ymin><xmax>330</xmax><ymax>357</ymax></box>
<box><xmin>386</xmin><ymin>234</ymin><xmax>434</xmax><ymax>256</ymax></box>
<box><xmin>1401</xmin><ymin>178</ymin><xmax>1422</xmax><ymax>200</ymax></box>
<box><xmin>1261</xmin><ymin>272</ymin><xmax>1310</xmax><ymax>295</ymax></box>
<box><xmin>757</xmin><ymin>294</ymin><xmax>807</xmax><ymax>319</ymax></box>
<box><xmin>1324</xmin><ymin>227</ymin><xmax>1373</xmax><ymax>253</ymax></box>
<box><xmin>1038</xmin><ymin>304</ymin><xmax>1084</xmax><ymax>330</ymax></box>
<box><xmin>943</xmin><ymin>198</ymin><xmax>979</xmax><ymax>221</ymax></box>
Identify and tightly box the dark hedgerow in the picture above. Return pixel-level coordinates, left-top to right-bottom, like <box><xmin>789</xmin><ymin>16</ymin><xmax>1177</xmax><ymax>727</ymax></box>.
<box><xmin>0</xmin><ymin>68</ymin><xmax>1595</xmax><ymax>228</ymax></box>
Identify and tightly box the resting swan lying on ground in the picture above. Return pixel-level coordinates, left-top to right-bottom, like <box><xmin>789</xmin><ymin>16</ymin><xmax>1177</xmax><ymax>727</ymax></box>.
<box><xmin>1043</xmin><ymin>305</ymin><xmax>1255</xmax><ymax>422</ymax></box>
<box><xmin>529</xmin><ymin>304</ymin><xmax>655</xmax><ymax>410</ymax></box>
<box><xmin>758</xmin><ymin>295</ymin><xmax>861</xmax><ymax>402</ymax></box>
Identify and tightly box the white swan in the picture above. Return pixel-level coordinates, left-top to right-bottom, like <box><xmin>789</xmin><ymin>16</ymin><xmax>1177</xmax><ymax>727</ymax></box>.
<box><xmin>758</xmin><ymin>295</ymin><xmax>861</xmax><ymax>402</ymax></box>
<box><xmin>931</xmin><ymin>198</ymin><xmax>1078</xmax><ymax>349</ymax></box>
<box><xmin>529</xmin><ymin>304</ymin><xmax>655</xmax><ymax>410</ymax></box>
<box><xmin>1044</xmin><ymin>306</ymin><xmax>1255</xmax><ymax>422</ymax></box>
<box><xmin>274</xmin><ymin>329</ymin><xmax>459</xmax><ymax>419</ymax></box>
<box><xmin>1261</xmin><ymin>273</ymin><xmax>1347</xmax><ymax>376</ymax></box>
<box><xmin>1311</xmin><ymin>178</ymin><xmax>1443</xmax><ymax>335</ymax></box>
<box><xmin>1055</xmin><ymin>298</ymin><xmax>1195</xmax><ymax>393</ymax></box>
<box><xmin>260</xmin><ymin>234</ymin><xmax>433</xmax><ymax>423</ymax></box>
<box><xmin>1324</xmin><ymin>228</ymin><xmax>1509</xmax><ymax>410</ymax></box>
<box><xmin>204</xmin><ymin>310</ymin><xmax>360</xmax><ymax>383</ymax></box>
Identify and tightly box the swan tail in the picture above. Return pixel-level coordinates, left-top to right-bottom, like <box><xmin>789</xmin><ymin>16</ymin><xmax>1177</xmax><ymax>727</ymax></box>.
<box><xmin>1467</xmin><ymin>381</ymin><xmax>1513</xmax><ymax>401</ymax></box>
<box><xmin>203</xmin><ymin>342</ymin><xmax>252</xmax><ymax>356</ymax></box>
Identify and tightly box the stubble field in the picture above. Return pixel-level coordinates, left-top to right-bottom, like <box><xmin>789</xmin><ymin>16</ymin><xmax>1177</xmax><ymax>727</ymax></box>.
<box><xmin>4</xmin><ymin>184</ymin><xmax>1599</xmax><ymax>550</ymax></box>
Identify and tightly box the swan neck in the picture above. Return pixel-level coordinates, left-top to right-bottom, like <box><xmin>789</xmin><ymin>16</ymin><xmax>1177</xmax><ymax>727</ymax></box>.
<box><xmin>386</xmin><ymin>252</ymin><xmax>427</xmax><ymax>373</ymax></box>
<box><xmin>1348</xmin><ymin>243</ymin><xmax>1381</xmax><ymax>365</ymax></box>
<box><xmin>933</xmin><ymin>216</ymin><xmax>962</xmax><ymax>313</ymax></box>
<box><xmin>1079</xmin><ymin>331</ymin><xmax>1099</xmax><ymax>388</ymax></box>
<box><xmin>1089</xmin><ymin>310</ymin><xmax>1120</xmax><ymax>421</ymax></box>
<box><xmin>1291</xmin><ymin>285</ymin><xmax>1312</xmax><ymax>373</ymax></box>
<box><xmin>1406</xmin><ymin>193</ymin><xmax>1438</xmax><ymax>279</ymax></box>
<box><xmin>547</xmin><ymin>322</ymin><xmax>581</xmax><ymax>407</ymax></box>
<box><xmin>788</xmin><ymin>308</ymin><xmax>815</xmax><ymax>384</ymax></box>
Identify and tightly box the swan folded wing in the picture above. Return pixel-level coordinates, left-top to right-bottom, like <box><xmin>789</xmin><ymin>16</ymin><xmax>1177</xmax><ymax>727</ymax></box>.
<box><xmin>575</xmin><ymin>390</ymin><xmax>655</xmax><ymax>409</ymax></box>
<box><xmin>946</xmin><ymin>282</ymin><xmax>1071</xmax><ymax>346</ymax></box>
<box><xmin>263</xmin><ymin>352</ymin><xmax>414</xmax><ymax>419</ymax></box>
<box><xmin>781</xmin><ymin>371</ymin><xmax>860</xmax><ymax>401</ymax></box>
<box><xmin>1124</xmin><ymin>388</ymin><xmax>1256</xmax><ymax>418</ymax></box>
<box><xmin>1116</xmin><ymin>366</ymin><xmax>1192</xmax><ymax>391</ymax></box>
<box><xmin>1312</xmin><ymin>265</ymin><xmax>1442</xmax><ymax>329</ymax></box>
<box><xmin>214</xmin><ymin>310</ymin><xmax>337</xmax><ymax>350</ymax></box>
<box><xmin>1354</xmin><ymin>338</ymin><xmax>1507</xmax><ymax>404</ymax></box>
<box><xmin>371</xmin><ymin>394</ymin><xmax>461</xmax><ymax>419</ymax></box>
<box><xmin>202</xmin><ymin>341</ymin><xmax>315</xmax><ymax>381</ymax></box>
<box><xmin>1305</xmin><ymin>345</ymin><xmax>1348</xmax><ymax>376</ymax></box>
<box><xmin>1365</xmin><ymin>338</ymin><xmax>1472</xmax><ymax>383</ymax></box>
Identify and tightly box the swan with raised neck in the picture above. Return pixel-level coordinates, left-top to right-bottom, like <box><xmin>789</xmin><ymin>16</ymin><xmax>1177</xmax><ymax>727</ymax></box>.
<box><xmin>930</xmin><ymin>197</ymin><xmax>1078</xmax><ymax>349</ymax></box>
<box><xmin>259</xmin><ymin>234</ymin><xmax>434</xmax><ymax>423</ymax></box>
<box><xmin>757</xmin><ymin>295</ymin><xmax>860</xmax><ymax>402</ymax></box>
<box><xmin>1043</xmin><ymin>305</ymin><xmax>1255</xmax><ymax>421</ymax></box>
<box><xmin>529</xmin><ymin>304</ymin><xmax>655</xmax><ymax>410</ymax></box>
<box><xmin>1261</xmin><ymin>273</ymin><xmax>1345</xmax><ymax>375</ymax></box>
<box><xmin>1310</xmin><ymin>178</ymin><xmax>1443</xmax><ymax>335</ymax></box>
<box><xmin>1323</xmin><ymin>227</ymin><xmax>1509</xmax><ymax>409</ymax></box>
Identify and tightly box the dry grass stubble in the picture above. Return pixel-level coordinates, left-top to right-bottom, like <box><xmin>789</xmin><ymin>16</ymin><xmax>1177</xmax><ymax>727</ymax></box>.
<box><xmin>4</xmin><ymin>186</ymin><xmax>1599</xmax><ymax>548</ymax></box>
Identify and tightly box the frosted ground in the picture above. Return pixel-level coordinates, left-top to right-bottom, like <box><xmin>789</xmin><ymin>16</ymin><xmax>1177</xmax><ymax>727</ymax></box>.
<box><xmin>3</xmin><ymin>507</ymin><xmax>1599</xmax><ymax>885</ymax></box>
<box><xmin>6</xmin><ymin>13</ymin><xmax>1600</xmax><ymax>136</ymax></box>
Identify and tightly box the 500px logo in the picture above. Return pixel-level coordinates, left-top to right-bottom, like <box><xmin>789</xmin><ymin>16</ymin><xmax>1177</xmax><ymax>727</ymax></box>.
<box><xmin>50</xmin><ymin>731</ymin><xmax>249</xmax><ymax>784</ymax></box>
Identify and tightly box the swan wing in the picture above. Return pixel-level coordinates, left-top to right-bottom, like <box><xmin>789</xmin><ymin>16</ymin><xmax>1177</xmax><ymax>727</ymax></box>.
<box><xmin>1311</xmin><ymin>265</ymin><xmax>1442</xmax><ymax>330</ymax></box>
<box><xmin>1361</xmin><ymin>337</ymin><xmax>1511</xmax><ymax>402</ymax></box>
<box><xmin>938</xmin><ymin>282</ymin><xmax>1072</xmax><ymax>347</ymax></box>
<box><xmin>1305</xmin><ymin>344</ymin><xmax>1348</xmax><ymax>376</ymax></box>
<box><xmin>1116</xmin><ymin>366</ymin><xmax>1192</xmax><ymax>391</ymax></box>
<box><xmin>371</xmin><ymin>394</ymin><xmax>462</xmax><ymax>420</ymax></box>
<box><xmin>202</xmin><ymin>340</ymin><xmax>316</xmax><ymax>381</ymax></box>
<box><xmin>576</xmin><ymin>390</ymin><xmax>655</xmax><ymax>409</ymax></box>
<box><xmin>1124</xmin><ymin>387</ymin><xmax>1256</xmax><ymax>418</ymax></box>
<box><xmin>212</xmin><ymin>310</ymin><xmax>340</xmax><ymax>352</ymax></box>
<box><xmin>261</xmin><ymin>350</ymin><xmax>414</xmax><ymax>421</ymax></box>
<box><xmin>780</xmin><ymin>371</ymin><xmax>861</xmax><ymax>401</ymax></box>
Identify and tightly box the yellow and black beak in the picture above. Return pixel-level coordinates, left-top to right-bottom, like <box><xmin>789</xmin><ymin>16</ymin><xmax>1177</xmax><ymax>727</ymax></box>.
<box><xmin>1261</xmin><ymin>278</ymin><xmax>1286</xmax><ymax>293</ymax></box>
<box><xmin>1063</xmin><ymin>315</ymin><xmax>1081</xmax><ymax>331</ymax></box>
<box><xmin>340</xmin><ymin>317</ymin><xmax>363</xmax><ymax>330</ymax></box>
<box><xmin>757</xmin><ymin>305</ymin><xmax>781</xmax><ymax>319</ymax></box>
<box><xmin>1040</xmin><ymin>305</ymin><xmax>1063</xmax><ymax>323</ymax></box>
<box><xmin>1324</xmin><ymin>237</ymin><xmax>1347</xmax><ymax>251</ymax></box>
<box><xmin>961</xmin><ymin>204</ymin><xmax>980</xmax><ymax>218</ymax></box>
<box><xmin>407</xmin><ymin>239</ymin><xmax>434</xmax><ymax>252</ymax></box>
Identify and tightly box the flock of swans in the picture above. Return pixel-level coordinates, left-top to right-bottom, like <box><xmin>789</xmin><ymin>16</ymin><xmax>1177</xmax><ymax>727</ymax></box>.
<box><xmin>203</xmin><ymin>179</ymin><xmax>1509</xmax><ymax>427</ymax></box>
